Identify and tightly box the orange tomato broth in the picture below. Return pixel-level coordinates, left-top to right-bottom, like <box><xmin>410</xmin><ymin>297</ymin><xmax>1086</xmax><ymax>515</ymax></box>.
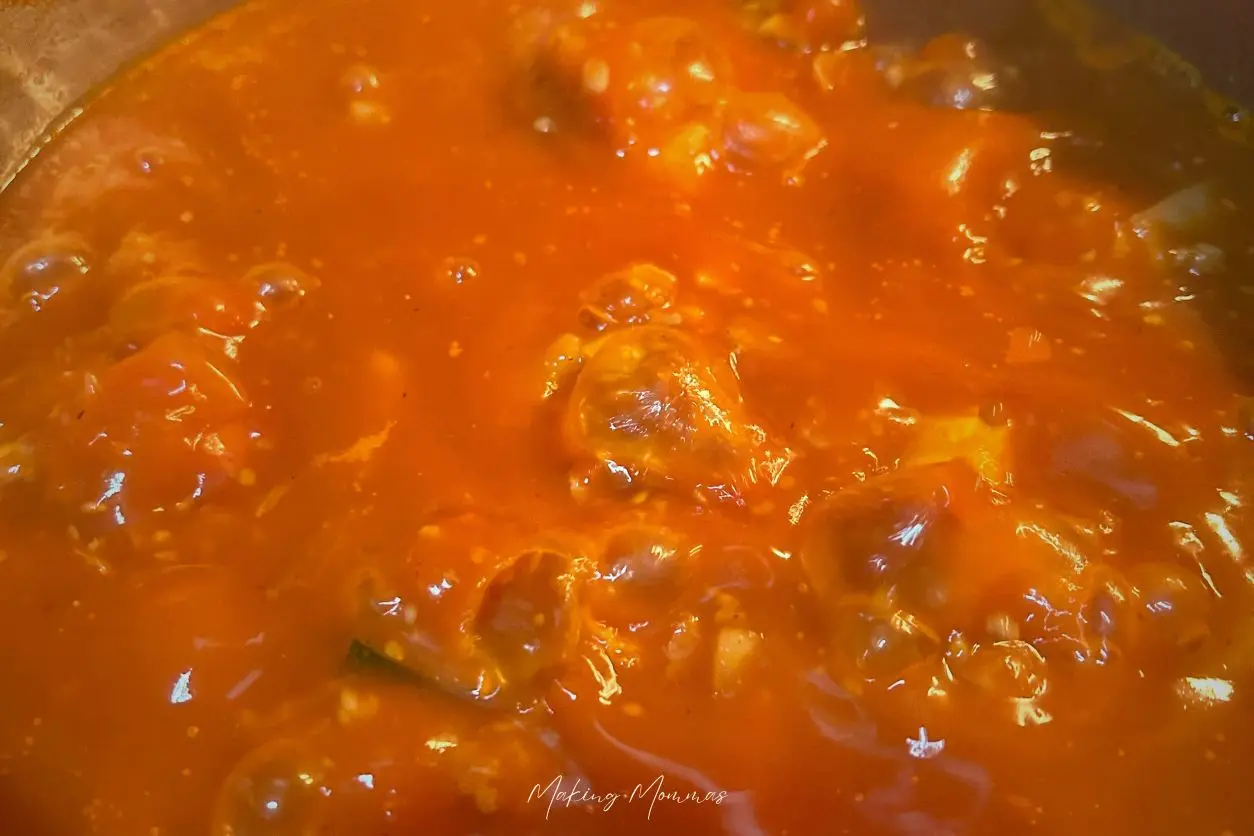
<box><xmin>1</xmin><ymin>0</ymin><xmax>1253</xmax><ymax>834</ymax></box>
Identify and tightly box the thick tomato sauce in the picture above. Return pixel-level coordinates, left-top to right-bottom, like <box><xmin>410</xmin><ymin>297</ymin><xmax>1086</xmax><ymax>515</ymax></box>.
<box><xmin>1</xmin><ymin>0</ymin><xmax>1253</xmax><ymax>834</ymax></box>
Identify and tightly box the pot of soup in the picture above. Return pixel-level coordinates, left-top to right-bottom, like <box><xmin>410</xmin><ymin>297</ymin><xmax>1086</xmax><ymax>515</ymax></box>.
<box><xmin>0</xmin><ymin>1</ymin><xmax>1251</xmax><ymax>834</ymax></box>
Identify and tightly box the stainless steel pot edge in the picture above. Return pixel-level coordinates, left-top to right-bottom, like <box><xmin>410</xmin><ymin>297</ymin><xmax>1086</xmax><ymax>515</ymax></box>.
<box><xmin>0</xmin><ymin>0</ymin><xmax>1250</xmax><ymax>192</ymax></box>
<box><xmin>1040</xmin><ymin>0</ymin><xmax>1253</xmax><ymax>149</ymax></box>
<box><xmin>0</xmin><ymin>0</ymin><xmax>235</xmax><ymax>190</ymax></box>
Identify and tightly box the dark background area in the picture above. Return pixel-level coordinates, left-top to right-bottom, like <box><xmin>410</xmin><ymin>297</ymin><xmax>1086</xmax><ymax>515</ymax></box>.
<box><xmin>1091</xmin><ymin>0</ymin><xmax>1254</xmax><ymax>101</ymax></box>
<box><xmin>861</xmin><ymin>0</ymin><xmax>1253</xmax><ymax>103</ymax></box>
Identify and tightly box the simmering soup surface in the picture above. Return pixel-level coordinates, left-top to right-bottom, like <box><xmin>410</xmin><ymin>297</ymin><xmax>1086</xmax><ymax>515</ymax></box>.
<box><xmin>2</xmin><ymin>0</ymin><xmax>1254</xmax><ymax>833</ymax></box>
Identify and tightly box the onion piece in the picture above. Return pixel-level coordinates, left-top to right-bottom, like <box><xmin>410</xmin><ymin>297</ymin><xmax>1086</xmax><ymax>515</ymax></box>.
<box><xmin>713</xmin><ymin>626</ymin><xmax>763</xmax><ymax>696</ymax></box>
<box><xmin>1131</xmin><ymin>182</ymin><xmax>1225</xmax><ymax>266</ymax></box>
<box><xmin>905</xmin><ymin>413</ymin><xmax>1010</xmax><ymax>487</ymax></box>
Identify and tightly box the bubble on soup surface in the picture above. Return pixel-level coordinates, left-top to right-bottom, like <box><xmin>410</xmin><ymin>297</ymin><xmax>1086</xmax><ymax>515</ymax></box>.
<box><xmin>48</xmin><ymin>118</ymin><xmax>203</xmax><ymax>208</ymax></box>
<box><xmin>959</xmin><ymin>640</ymin><xmax>1049</xmax><ymax>701</ymax></box>
<box><xmin>340</xmin><ymin>63</ymin><xmax>381</xmax><ymax>94</ymax></box>
<box><xmin>109</xmin><ymin>275</ymin><xmax>257</xmax><ymax>346</ymax></box>
<box><xmin>800</xmin><ymin>477</ymin><xmax>955</xmax><ymax>600</ymax></box>
<box><xmin>720</xmin><ymin>91</ymin><xmax>825</xmax><ymax>173</ymax></box>
<box><xmin>829</xmin><ymin>599</ymin><xmax>940</xmax><ymax>683</ymax></box>
<box><xmin>1126</xmin><ymin>562</ymin><xmax>1214</xmax><ymax>652</ymax></box>
<box><xmin>42</xmin><ymin>332</ymin><xmax>252</xmax><ymax>528</ymax></box>
<box><xmin>562</xmin><ymin>325</ymin><xmax>763</xmax><ymax>498</ymax></box>
<box><xmin>438</xmin><ymin>256</ymin><xmax>481</xmax><ymax>285</ymax></box>
<box><xmin>337</xmin><ymin>63</ymin><xmax>389</xmax><ymax>131</ymax></box>
<box><xmin>1073</xmin><ymin>568</ymin><xmax>1140</xmax><ymax>664</ymax></box>
<box><xmin>353</xmin><ymin>514</ymin><xmax>586</xmax><ymax>700</ymax></box>
<box><xmin>599</xmin><ymin>523</ymin><xmax>689</xmax><ymax>587</ymax></box>
<box><xmin>578</xmin><ymin>262</ymin><xmax>678</xmax><ymax>332</ymax></box>
<box><xmin>0</xmin><ymin>233</ymin><xmax>93</xmax><ymax>314</ymax></box>
<box><xmin>0</xmin><ymin>435</ymin><xmax>36</xmax><ymax>488</ymax></box>
<box><xmin>211</xmin><ymin>738</ymin><xmax>335</xmax><ymax>836</ymax></box>
<box><xmin>245</xmin><ymin>262</ymin><xmax>320</xmax><ymax>309</ymax></box>
<box><xmin>474</xmin><ymin>548</ymin><xmax>582</xmax><ymax>682</ymax></box>
<box><xmin>587</xmin><ymin>522</ymin><xmax>694</xmax><ymax>627</ymax></box>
